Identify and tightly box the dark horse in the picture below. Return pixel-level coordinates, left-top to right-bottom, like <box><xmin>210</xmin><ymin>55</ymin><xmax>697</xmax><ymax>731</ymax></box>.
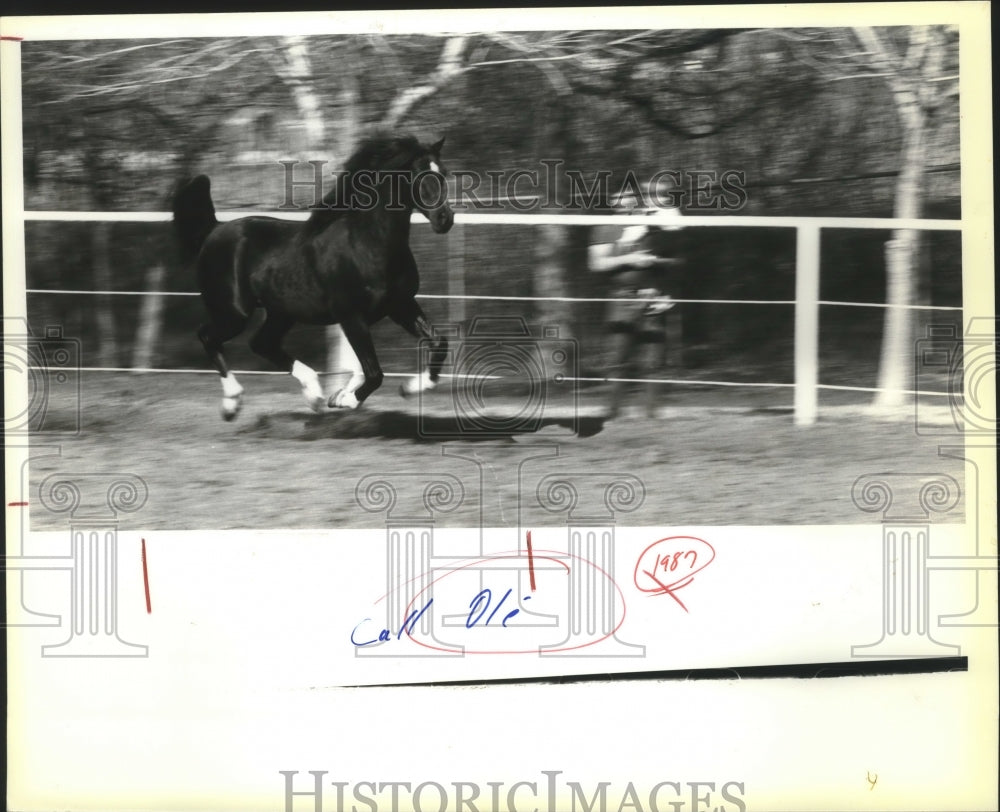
<box><xmin>172</xmin><ymin>134</ymin><xmax>453</xmax><ymax>420</ymax></box>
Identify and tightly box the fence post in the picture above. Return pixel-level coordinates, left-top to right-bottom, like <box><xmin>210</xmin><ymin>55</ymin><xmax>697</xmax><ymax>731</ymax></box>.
<box><xmin>794</xmin><ymin>223</ymin><xmax>820</xmax><ymax>426</ymax></box>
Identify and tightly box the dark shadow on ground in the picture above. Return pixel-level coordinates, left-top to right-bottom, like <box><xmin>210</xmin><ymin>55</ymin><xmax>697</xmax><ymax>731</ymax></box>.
<box><xmin>238</xmin><ymin>409</ymin><xmax>607</xmax><ymax>441</ymax></box>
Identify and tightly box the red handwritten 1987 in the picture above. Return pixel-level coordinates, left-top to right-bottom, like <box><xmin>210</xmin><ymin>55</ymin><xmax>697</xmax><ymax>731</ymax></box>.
<box><xmin>633</xmin><ymin>536</ymin><xmax>716</xmax><ymax>612</ymax></box>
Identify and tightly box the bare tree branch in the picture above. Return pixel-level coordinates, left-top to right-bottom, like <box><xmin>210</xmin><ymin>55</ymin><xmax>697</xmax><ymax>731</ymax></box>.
<box><xmin>380</xmin><ymin>36</ymin><xmax>469</xmax><ymax>127</ymax></box>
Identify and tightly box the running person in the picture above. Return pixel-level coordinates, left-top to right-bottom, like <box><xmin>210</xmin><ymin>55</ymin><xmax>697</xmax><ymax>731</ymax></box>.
<box><xmin>589</xmin><ymin>202</ymin><xmax>685</xmax><ymax>417</ymax></box>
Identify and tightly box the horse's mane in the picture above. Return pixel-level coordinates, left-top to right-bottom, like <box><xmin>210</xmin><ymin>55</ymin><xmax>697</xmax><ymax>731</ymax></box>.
<box><xmin>343</xmin><ymin>133</ymin><xmax>423</xmax><ymax>174</ymax></box>
<box><xmin>307</xmin><ymin>133</ymin><xmax>424</xmax><ymax>221</ymax></box>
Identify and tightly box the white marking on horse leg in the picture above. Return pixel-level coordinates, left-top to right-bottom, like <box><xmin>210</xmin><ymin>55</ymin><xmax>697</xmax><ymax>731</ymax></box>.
<box><xmin>291</xmin><ymin>360</ymin><xmax>325</xmax><ymax>413</ymax></box>
<box><xmin>344</xmin><ymin>371</ymin><xmax>365</xmax><ymax>394</ymax></box>
<box><xmin>221</xmin><ymin>372</ymin><xmax>243</xmax><ymax>398</ymax></box>
<box><xmin>401</xmin><ymin>369</ymin><xmax>437</xmax><ymax>396</ymax></box>
<box><xmin>331</xmin><ymin>389</ymin><xmax>360</xmax><ymax>410</ymax></box>
<box><xmin>430</xmin><ymin>161</ymin><xmax>440</xmax><ymax>174</ymax></box>
<box><xmin>220</xmin><ymin>373</ymin><xmax>244</xmax><ymax>421</ymax></box>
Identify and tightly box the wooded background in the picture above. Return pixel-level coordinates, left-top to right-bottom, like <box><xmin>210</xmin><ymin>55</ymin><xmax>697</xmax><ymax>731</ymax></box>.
<box><xmin>22</xmin><ymin>27</ymin><xmax>962</xmax><ymax>401</ymax></box>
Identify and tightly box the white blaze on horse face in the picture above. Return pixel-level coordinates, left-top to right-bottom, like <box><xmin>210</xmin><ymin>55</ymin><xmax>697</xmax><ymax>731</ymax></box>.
<box><xmin>429</xmin><ymin>161</ymin><xmax>441</xmax><ymax>175</ymax></box>
<box><xmin>291</xmin><ymin>360</ymin><xmax>325</xmax><ymax>413</ymax></box>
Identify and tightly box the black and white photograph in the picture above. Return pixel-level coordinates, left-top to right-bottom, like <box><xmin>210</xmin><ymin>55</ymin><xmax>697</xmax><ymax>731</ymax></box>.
<box><xmin>4</xmin><ymin>4</ymin><xmax>996</xmax><ymax>812</ymax></box>
<box><xmin>10</xmin><ymin>15</ymin><xmax>977</xmax><ymax>529</ymax></box>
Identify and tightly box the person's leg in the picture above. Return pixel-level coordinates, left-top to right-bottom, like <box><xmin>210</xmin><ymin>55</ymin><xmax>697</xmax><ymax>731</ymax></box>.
<box><xmin>608</xmin><ymin>328</ymin><xmax>638</xmax><ymax>419</ymax></box>
<box><xmin>641</xmin><ymin>333</ymin><xmax>667</xmax><ymax>418</ymax></box>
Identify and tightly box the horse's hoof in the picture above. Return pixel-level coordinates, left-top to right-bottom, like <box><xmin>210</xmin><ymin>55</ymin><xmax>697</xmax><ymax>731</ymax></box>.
<box><xmin>304</xmin><ymin>392</ymin><xmax>326</xmax><ymax>413</ymax></box>
<box><xmin>329</xmin><ymin>389</ymin><xmax>360</xmax><ymax>410</ymax></box>
<box><xmin>400</xmin><ymin>370</ymin><xmax>436</xmax><ymax>398</ymax></box>
<box><xmin>221</xmin><ymin>395</ymin><xmax>242</xmax><ymax>421</ymax></box>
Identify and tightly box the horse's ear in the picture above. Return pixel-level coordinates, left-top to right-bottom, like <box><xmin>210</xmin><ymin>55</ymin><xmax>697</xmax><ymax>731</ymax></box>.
<box><xmin>430</xmin><ymin>137</ymin><xmax>445</xmax><ymax>156</ymax></box>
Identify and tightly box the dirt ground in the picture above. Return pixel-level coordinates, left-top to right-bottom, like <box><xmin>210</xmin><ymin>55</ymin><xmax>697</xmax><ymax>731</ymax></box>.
<box><xmin>24</xmin><ymin>371</ymin><xmax>965</xmax><ymax>530</ymax></box>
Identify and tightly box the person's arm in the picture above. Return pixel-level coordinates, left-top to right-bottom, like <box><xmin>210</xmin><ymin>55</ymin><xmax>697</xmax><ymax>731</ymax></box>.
<box><xmin>638</xmin><ymin>289</ymin><xmax>675</xmax><ymax>315</ymax></box>
<box><xmin>589</xmin><ymin>242</ymin><xmax>659</xmax><ymax>273</ymax></box>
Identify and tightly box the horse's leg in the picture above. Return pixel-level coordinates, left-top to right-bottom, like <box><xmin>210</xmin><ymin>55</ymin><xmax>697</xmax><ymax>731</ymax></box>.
<box><xmin>336</xmin><ymin>342</ymin><xmax>366</xmax><ymax>400</ymax></box>
<box><xmin>198</xmin><ymin>315</ymin><xmax>249</xmax><ymax>421</ymax></box>
<box><xmin>390</xmin><ymin>298</ymin><xmax>448</xmax><ymax>397</ymax></box>
<box><xmin>248</xmin><ymin>312</ymin><xmax>324</xmax><ymax>413</ymax></box>
<box><xmin>328</xmin><ymin>317</ymin><xmax>383</xmax><ymax>409</ymax></box>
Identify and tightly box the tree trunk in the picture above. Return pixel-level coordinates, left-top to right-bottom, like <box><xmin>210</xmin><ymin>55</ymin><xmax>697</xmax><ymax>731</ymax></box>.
<box><xmin>381</xmin><ymin>37</ymin><xmax>468</xmax><ymax>128</ymax></box>
<box><xmin>91</xmin><ymin>221</ymin><xmax>118</xmax><ymax>368</ymax></box>
<box><xmin>132</xmin><ymin>264</ymin><xmax>166</xmax><ymax>370</ymax></box>
<box><xmin>852</xmin><ymin>26</ymin><xmax>942</xmax><ymax>410</ymax></box>
<box><xmin>535</xmin><ymin>223</ymin><xmax>572</xmax><ymax>330</ymax></box>
<box><xmin>874</xmin><ymin>107</ymin><xmax>925</xmax><ymax>408</ymax></box>
<box><xmin>532</xmin><ymin>93</ymin><xmax>578</xmax><ymax>338</ymax></box>
<box><xmin>278</xmin><ymin>35</ymin><xmax>326</xmax><ymax>158</ymax></box>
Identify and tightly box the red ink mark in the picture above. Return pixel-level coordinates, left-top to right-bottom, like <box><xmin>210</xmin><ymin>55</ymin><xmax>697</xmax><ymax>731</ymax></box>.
<box><xmin>641</xmin><ymin>570</ymin><xmax>694</xmax><ymax>612</ymax></box>
<box><xmin>141</xmin><ymin>538</ymin><xmax>151</xmax><ymax>613</ymax></box>
<box><xmin>526</xmin><ymin>530</ymin><xmax>537</xmax><ymax>592</ymax></box>
<box><xmin>8</xmin><ymin>501</ymin><xmax>28</xmax><ymax>507</ymax></box>
<box><xmin>634</xmin><ymin>536</ymin><xmax>715</xmax><ymax>609</ymax></box>
<box><xmin>1</xmin><ymin>36</ymin><xmax>25</xmax><ymax>41</ymax></box>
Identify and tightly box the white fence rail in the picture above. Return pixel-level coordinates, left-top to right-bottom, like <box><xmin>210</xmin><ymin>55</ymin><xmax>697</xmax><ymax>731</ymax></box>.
<box><xmin>22</xmin><ymin>210</ymin><xmax>963</xmax><ymax>426</ymax></box>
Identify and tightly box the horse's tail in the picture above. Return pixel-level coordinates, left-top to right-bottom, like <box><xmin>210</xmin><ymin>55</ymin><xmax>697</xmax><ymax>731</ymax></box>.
<box><xmin>172</xmin><ymin>175</ymin><xmax>218</xmax><ymax>261</ymax></box>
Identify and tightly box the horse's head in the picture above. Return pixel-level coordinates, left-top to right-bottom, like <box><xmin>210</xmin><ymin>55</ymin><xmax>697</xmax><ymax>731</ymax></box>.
<box><xmin>342</xmin><ymin>133</ymin><xmax>455</xmax><ymax>233</ymax></box>
<box><xmin>409</xmin><ymin>137</ymin><xmax>454</xmax><ymax>234</ymax></box>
